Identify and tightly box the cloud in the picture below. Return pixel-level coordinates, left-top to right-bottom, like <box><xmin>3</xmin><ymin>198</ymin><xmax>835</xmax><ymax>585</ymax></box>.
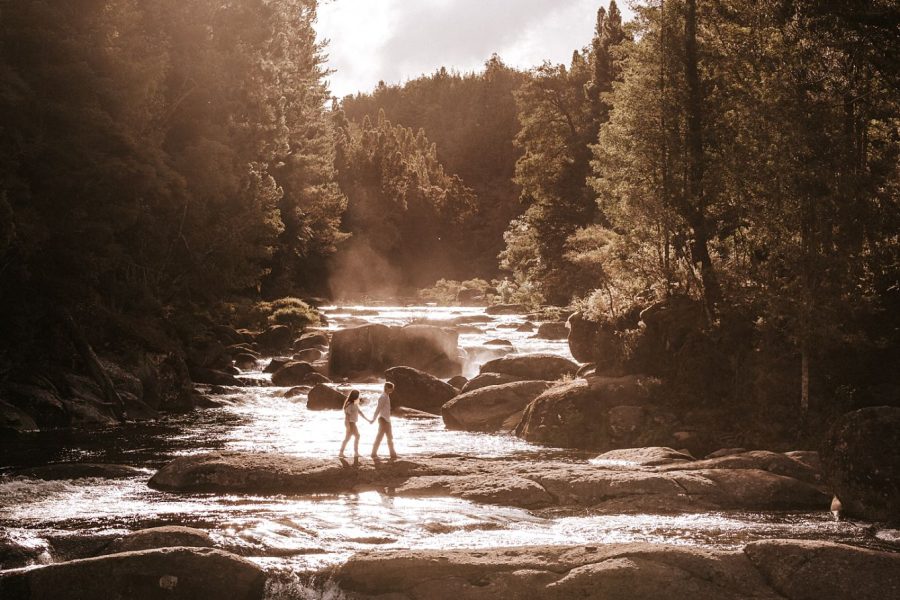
<box><xmin>317</xmin><ymin>0</ymin><xmax>632</xmax><ymax>98</ymax></box>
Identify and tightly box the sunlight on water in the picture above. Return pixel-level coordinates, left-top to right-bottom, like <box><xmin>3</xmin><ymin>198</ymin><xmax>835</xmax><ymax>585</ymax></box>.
<box><xmin>0</xmin><ymin>305</ymin><xmax>892</xmax><ymax>577</ymax></box>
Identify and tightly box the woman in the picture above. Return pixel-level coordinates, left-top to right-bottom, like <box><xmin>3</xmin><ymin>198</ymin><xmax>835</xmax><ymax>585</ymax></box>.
<box><xmin>339</xmin><ymin>389</ymin><xmax>371</xmax><ymax>458</ymax></box>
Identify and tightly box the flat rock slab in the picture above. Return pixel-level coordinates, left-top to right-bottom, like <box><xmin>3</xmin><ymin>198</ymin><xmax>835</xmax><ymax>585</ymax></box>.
<box><xmin>326</xmin><ymin>540</ymin><xmax>900</xmax><ymax>600</ymax></box>
<box><xmin>0</xmin><ymin>547</ymin><xmax>265</xmax><ymax>600</ymax></box>
<box><xmin>148</xmin><ymin>451</ymin><xmax>829</xmax><ymax>513</ymax></box>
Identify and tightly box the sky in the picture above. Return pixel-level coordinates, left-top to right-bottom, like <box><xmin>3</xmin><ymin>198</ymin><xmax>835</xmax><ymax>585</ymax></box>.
<box><xmin>316</xmin><ymin>0</ymin><xmax>635</xmax><ymax>99</ymax></box>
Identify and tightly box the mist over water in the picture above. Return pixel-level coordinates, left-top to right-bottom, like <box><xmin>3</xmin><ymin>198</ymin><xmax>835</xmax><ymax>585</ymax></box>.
<box><xmin>0</xmin><ymin>305</ymin><xmax>889</xmax><ymax>584</ymax></box>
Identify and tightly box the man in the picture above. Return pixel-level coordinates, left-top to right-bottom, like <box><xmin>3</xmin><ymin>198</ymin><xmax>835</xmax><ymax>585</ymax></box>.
<box><xmin>371</xmin><ymin>381</ymin><xmax>397</xmax><ymax>460</ymax></box>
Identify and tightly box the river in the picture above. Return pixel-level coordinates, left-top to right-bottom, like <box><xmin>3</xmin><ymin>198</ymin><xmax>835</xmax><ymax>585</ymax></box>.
<box><xmin>0</xmin><ymin>305</ymin><xmax>895</xmax><ymax>595</ymax></box>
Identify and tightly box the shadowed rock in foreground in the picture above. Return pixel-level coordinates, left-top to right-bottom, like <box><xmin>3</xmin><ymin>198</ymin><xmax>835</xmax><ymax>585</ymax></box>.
<box><xmin>326</xmin><ymin>540</ymin><xmax>900</xmax><ymax>600</ymax></box>
<box><xmin>149</xmin><ymin>449</ymin><xmax>829</xmax><ymax>512</ymax></box>
<box><xmin>0</xmin><ymin>547</ymin><xmax>265</xmax><ymax>600</ymax></box>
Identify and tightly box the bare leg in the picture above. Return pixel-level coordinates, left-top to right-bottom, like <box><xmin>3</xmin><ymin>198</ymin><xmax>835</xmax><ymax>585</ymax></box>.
<box><xmin>353</xmin><ymin>432</ymin><xmax>360</xmax><ymax>457</ymax></box>
<box><xmin>339</xmin><ymin>428</ymin><xmax>353</xmax><ymax>457</ymax></box>
<box><xmin>382</xmin><ymin>419</ymin><xmax>397</xmax><ymax>459</ymax></box>
<box><xmin>371</xmin><ymin>422</ymin><xmax>385</xmax><ymax>457</ymax></box>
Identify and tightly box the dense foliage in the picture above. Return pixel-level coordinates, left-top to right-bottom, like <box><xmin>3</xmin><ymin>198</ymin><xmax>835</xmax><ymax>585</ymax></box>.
<box><xmin>0</xmin><ymin>0</ymin><xmax>342</xmax><ymax>371</ymax></box>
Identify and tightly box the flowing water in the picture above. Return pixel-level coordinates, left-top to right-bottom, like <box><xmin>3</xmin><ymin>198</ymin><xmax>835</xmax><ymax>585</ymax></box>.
<box><xmin>1</xmin><ymin>305</ymin><xmax>895</xmax><ymax>590</ymax></box>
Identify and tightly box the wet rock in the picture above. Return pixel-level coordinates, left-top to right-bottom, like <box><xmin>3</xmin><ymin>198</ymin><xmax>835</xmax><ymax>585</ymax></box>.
<box><xmin>515</xmin><ymin>375</ymin><xmax>662</xmax><ymax>450</ymax></box>
<box><xmin>294</xmin><ymin>333</ymin><xmax>328</xmax><ymax>352</ymax></box>
<box><xmin>0</xmin><ymin>532</ymin><xmax>47</xmax><ymax>570</ymax></box>
<box><xmin>451</xmin><ymin>315</ymin><xmax>491</xmax><ymax>325</ymax></box>
<box><xmin>485</xmin><ymin>339</ymin><xmax>513</xmax><ymax>346</ymax></box>
<box><xmin>327</xmin><ymin>543</ymin><xmax>781</xmax><ymax>600</ymax></box>
<box><xmin>306</xmin><ymin>384</ymin><xmax>346</xmax><ymax>411</ymax></box>
<box><xmin>10</xmin><ymin>463</ymin><xmax>145</xmax><ymax>480</ymax></box>
<box><xmin>535</xmin><ymin>321</ymin><xmax>568</xmax><ymax>340</ymax></box>
<box><xmin>656</xmin><ymin>450</ymin><xmax>823</xmax><ymax>486</ymax></box>
<box><xmin>283</xmin><ymin>386</ymin><xmax>310</xmax><ymax>399</ymax></box>
<box><xmin>516</xmin><ymin>322</ymin><xmax>535</xmax><ymax>333</ymax></box>
<box><xmin>822</xmin><ymin>406</ymin><xmax>900</xmax><ymax>522</ymax></box>
<box><xmin>293</xmin><ymin>348</ymin><xmax>323</xmax><ymax>363</ymax></box>
<box><xmin>0</xmin><ymin>547</ymin><xmax>266</xmax><ymax>600</ymax></box>
<box><xmin>744</xmin><ymin>539</ymin><xmax>900</xmax><ymax>600</ymax></box>
<box><xmin>593</xmin><ymin>447</ymin><xmax>694</xmax><ymax>467</ymax></box>
<box><xmin>1</xmin><ymin>382</ymin><xmax>68</xmax><ymax>429</ymax></box>
<box><xmin>329</xmin><ymin>324</ymin><xmax>461</xmax><ymax>378</ymax></box>
<box><xmin>447</xmin><ymin>376</ymin><xmax>468</xmax><ymax>390</ymax></box>
<box><xmin>212</xmin><ymin>324</ymin><xmax>244</xmax><ymax>345</ymax></box>
<box><xmin>102</xmin><ymin>527</ymin><xmax>213</xmax><ymax>555</ymax></box>
<box><xmin>385</xmin><ymin>367</ymin><xmax>458</xmax><ymax>415</ymax></box>
<box><xmin>481</xmin><ymin>354</ymin><xmax>579</xmax><ymax>382</ymax></box>
<box><xmin>233</xmin><ymin>353</ymin><xmax>258</xmax><ymax>371</ymax></box>
<box><xmin>485</xmin><ymin>303</ymin><xmax>527</xmax><ymax>315</ymax></box>
<box><xmin>270</xmin><ymin>362</ymin><xmax>318</xmax><ymax>387</ymax></box>
<box><xmin>460</xmin><ymin>373</ymin><xmax>521</xmax><ymax>393</ymax></box>
<box><xmin>188</xmin><ymin>366</ymin><xmax>242</xmax><ymax>387</ymax></box>
<box><xmin>256</xmin><ymin>324</ymin><xmax>293</xmax><ymax>354</ymax></box>
<box><xmin>442</xmin><ymin>381</ymin><xmax>553</xmax><ymax>432</ymax></box>
<box><xmin>263</xmin><ymin>358</ymin><xmax>291</xmax><ymax>374</ymax></box>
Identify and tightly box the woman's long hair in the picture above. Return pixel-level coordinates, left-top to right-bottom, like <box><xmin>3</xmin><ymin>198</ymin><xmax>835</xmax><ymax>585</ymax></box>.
<box><xmin>343</xmin><ymin>389</ymin><xmax>360</xmax><ymax>410</ymax></box>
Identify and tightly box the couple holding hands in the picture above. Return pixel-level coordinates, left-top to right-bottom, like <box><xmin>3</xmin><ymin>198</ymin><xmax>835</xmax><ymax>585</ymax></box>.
<box><xmin>339</xmin><ymin>382</ymin><xmax>397</xmax><ymax>460</ymax></box>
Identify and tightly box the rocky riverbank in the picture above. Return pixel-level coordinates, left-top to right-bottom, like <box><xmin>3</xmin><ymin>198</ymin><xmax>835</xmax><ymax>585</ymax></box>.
<box><xmin>147</xmin><ymin>447</ymin><xmax>829</xmax><ymax>513</ymax></box>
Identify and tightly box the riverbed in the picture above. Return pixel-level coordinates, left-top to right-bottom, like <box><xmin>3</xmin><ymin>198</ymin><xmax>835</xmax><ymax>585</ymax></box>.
<box><xmin>0</xmin><ymin>305</ymin><xmax>894</xmax><ymax>594</ymax></box>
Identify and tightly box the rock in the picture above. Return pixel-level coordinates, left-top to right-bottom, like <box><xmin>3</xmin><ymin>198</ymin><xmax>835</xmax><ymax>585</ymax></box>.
<box><xmin>822</xmin><ymin>406</ymin><xmax>900</xmax><ymax>521</ymax></box>
<box><xmin>481</xmin><ymin>354</ymin><xmax>578</xmax><ymax>381</ymax></box>
<box><xmin>385</xmin><ymin>367</ymin><xmax>459</xmax><ymax>415</ymax></box>
<box><xmin>0</xmin><ymin>400</ymin><xmax>38</xmax><ymax>433</ymax></box>
<box><xmin>327</xmin><ymin>543</ymin><xmax>781</xmax><ymax>600</ymax></box>
<box><xmin>442</xmin><ymin>381</ymin><xmax>553</xmax><ymax>432</ymax></box>
<box><xmin>656</xmin><ymin>450</ymin><xmax>823</xmax><ymax>486</ymax></box>
<box><xmin>212</xmin><ymin>324</ymin><xmax>244</xmax><ymax>344</ymax></box>
<box><xmin>294</xmin><ymin>333</ymin><xmax>328</xmax><ymax>352</ymax></box>
<box><xmin>138</xmin><ymin>353</ymin><xmax>194</xmax><ymax>413</ymax></box>
<box><xmin>293</xmin><ymin>348</ymin><xmax>323</xmax><ymax>363</ymax></box>
<box><xmin>451</xmin><ymin>315</ymin><xmax>490</xmax><ymax>325</ymax></box>
<box><xmin>102</xmin><ymin>527</ymin><xmax>213</xmax><ymax>555</ymax></box>
<box><xmin>0</xmin><ymin>532</ymin><xmax>47</xmax><ymax>570</ymax></box>
<box><xmin>705</xmin><ymin>448</ymin><xmax>748</xmax><ymax>459</ymax></box>
<box><xmin>283</xmin><ymin>386</ymin><xmax>310</xmax><ymax>398</ymax></box>
<box><xmin>447</xmin><ymin>376</ymin><xmax>468</xmax><ymax>390</ymax></box>
<box><xmin>10</xmin><ymin>463</ymin><xmax>144</xmax><ymax>480</ymax></box>
<box><xmin>147</xmin><ymin>451</ymin><xmax>828</xmax><ymax>513</ymax></box>
<box><xmin>485</xmin><ymin>303</ymin><xmax>527</xmax><ymax>315</ymax></box>
<box><xmin>270</xmin><ymin>362</ymin><xmax>317</xmax><ymax>387</ymax></box>
<box><xmin>460</xmin><ymin>373</ymin><xmax>521</xmax><ymax>393</ymax></box>
<box><xmin>329</xmin><ymin>324</ymin><xmax>461</xmax><ymax>378</ymax></box>
<box><xmin>744</xmin><ymin>539</ymin><xmax>900</xmax><ymax>600</ymax></box>
<box><xmin>566</xmin><ymin>311</ymin><xmax>621</xmax><ymax>367</ymax></box>
<box><xmin>485</xmin><ymin>339</ymin><xmax>513</xmax><ymax>346</ymax></box>
<box><xmin>263</xmin><ymin>358</ymin><xmax>291</xmax><ymax>374</ymax></box>
<box><xmin>1</xmin><ymin>382</ymin><xmax>68</xmax><ymax>429</ymax></box>
<box><xmin>188</xmin><ymin>366</ymin><xmax>241</xmax><ymax>387</ymax></box>
<box><xmin>0</xmin><ymin>547</ymin><xmax>266</xmax><ymax>600</ymax></box>
<box><xmin>535</xmin><ymin>321</ymin><xmax>568</xmax><ymax>340</ymax></box>
<box><xmin>233</xmin><ymin>353</ymin><xmax>258</xmax><ymax>371</ymax></box>
<box><xmin>516</xmin><ymin>322</ymin><xmax>535</xmax><ymax>332</ymax></box>
<box><xmin>592</xmin><ymin>447</ymin><xmax>694</xmax><ymax>467</ymax></box>
<box><xmin>516</xmin><ymin>375</ymin><xmax>662</xmax><ymax>450</ymax></box>
<box><xmin>186</xmin><ymin>338</ymin><xmax>229</xmax><ymax>370</ymax></box>
<box><xmin>307</xmin><ymin>384</ymin><xmax>346</xmax><ymax>410</ymax></box>
<box><xmin>256</xmin><ymin>324</ymin><xmax>293</xmax><ymax>354</ymax></box>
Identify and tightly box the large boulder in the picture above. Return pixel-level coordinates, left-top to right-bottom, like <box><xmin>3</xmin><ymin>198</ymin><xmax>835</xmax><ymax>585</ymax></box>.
<box><xmin>535</xmin><ymin>321</ymin><xmax>568</xmax><ymax>340</ymax></box>
<box><xmin>516</xmin><ymin>375</ymin><xmax>663</xmax><ymax>450</ymax></box>
<box><xmin>256</xmin><ymin>325</ymin><xmax>292</xmax><ymax>354</ymax></box>
<box><xmin>566</xmin><ymin>311</ymin><xmax>620</xmax><ymax>367</ymax></box>
<box><xmin>329</xmin><ymin>324</ymin><xmax>461</xmax><ymax>378</ymax></box>
<box><xmin>442</xmin><ymin>381</ymin><xmax>553</xmax><ymax>432</ymax></box>
<box><xmin>0</xmin><ymin>547</ymin><xmax>265</xmax><ymax>600</ymax></box>
<box><xmin>270</xmin><ymin>362</ymin><xmax>317</xmax><ymax>387</ymax></box>
<box><xmin>485</xmin><ymin>303</ymin><xmax>527</xmax><ymax>315</ymax></box>
<box><xmin>385</xmin><ymin>367</ymin><xmax>459</xmax><ymax>415</ymax></box>
<box><xmin>307</xmin><ymin>384</ymin><xmax>346</xmax><ymax>411</ymax></box>
<box><xmin>822</xmin><ymin>406</ymin><xmax>900</xmax><ymax>521</ymax></box>
<box><xmin>460</xmin><ymin>373</ymin><xmax>521</xmax><ymax>393</ymax></box>
<box><xmin>294</xmin><ymin>333</ymin><xmax>328</xmax><ymax>352</ymax></box>
<box><xmin>102</xmin><ymin>527</ymin><xmax>213</xmax><ymax>555</ymax></box>
<box><xmin>480</xmin><ymin>354</ymin><xmax>578</xmax><ymax>381</ymax></box>
<box><xmin>744</xmin><ymin>539</ymin><xmax>900</xmax><ymax>600</ymax></box>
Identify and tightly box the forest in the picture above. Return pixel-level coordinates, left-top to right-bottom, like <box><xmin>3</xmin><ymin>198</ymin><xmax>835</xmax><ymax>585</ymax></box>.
<box><xmin>2</xmin><ymin>0</ymin><xmax>896</xmax><ymax>435</ymax></box>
